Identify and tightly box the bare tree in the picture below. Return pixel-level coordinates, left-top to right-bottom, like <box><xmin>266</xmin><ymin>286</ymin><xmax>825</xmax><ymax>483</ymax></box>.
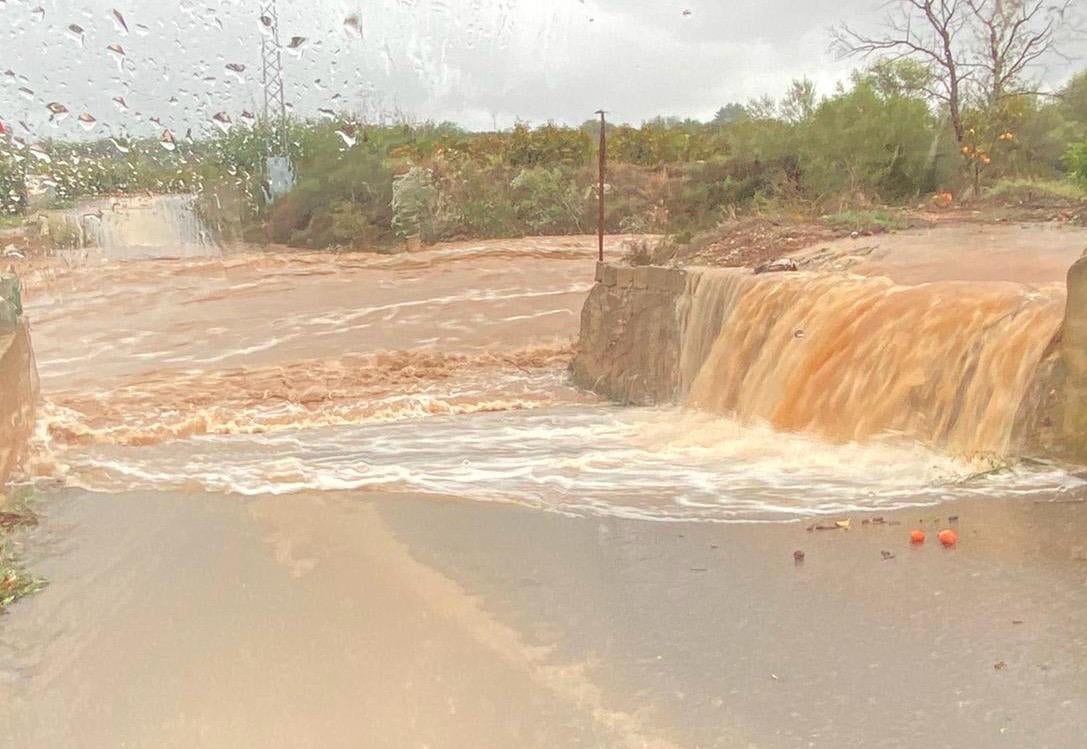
<box><xmin>966</xmin><ymin>0</ymin><xmax>1073</xmax><ymax>107</ymax></box>
<box><xmin>832</xmin><ymin>0</ymin><xmax>1072</xmax><ymax>146</ymax></box>
<box><xmin>833</xmin><ymin>1</ymin><xmax>972</xmax><ymax>144</ymax></box>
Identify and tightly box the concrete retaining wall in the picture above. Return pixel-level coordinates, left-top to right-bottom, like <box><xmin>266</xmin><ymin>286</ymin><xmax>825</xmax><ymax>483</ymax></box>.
<box><xmin>0</xmin><ymin>321</ymin><xmax>38</xmax><ymax>492</ymax></box>
<box><xmin>570</xmin><ymin>263</ymin><xmax>688</xmax><ymax>405</ymax></box>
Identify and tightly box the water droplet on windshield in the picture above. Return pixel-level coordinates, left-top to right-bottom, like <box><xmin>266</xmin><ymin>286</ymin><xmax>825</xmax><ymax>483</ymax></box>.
<box><xmin>109</xmin><ymin>138</ymin><xmax>130</xmax><ymax>154</ymax></box>
<box><xmin>240</xmin><ymin>110</ymin><xmax>256</xmax><ymax>124</ymax></box>
<box><xmin>77</xmin><ymin>112</ymin><xmax>97</xmax><ymax>131</ymax></box>
<box><xmin>159</xmin><ymin>129</ymin><xmax>176</xmax><ymax>151</ymax></box>
<box><xmin>17</xmin><ymin>86</ymin><xmax>34</xmax><ymax>100</ymax></box>
<box><xmin>211</xmin><ymin>111</ymin><xmax>232</xmax><ymax>134</ymax></box>
<box><xmin>110</xmin><ymin>8</ymin><xmax>129</xmax><ymax>34</ymax></box>
<box><xmin>28</xmin><ymin>145</ymin><xmax>51</xmax><ymax>164</ymax></box>
<box><xmin>335</xmin><ymin>129</ymin><xmax>357</xmax><ymax>148</ymax></box>
<box><xmin>112</xmin><ymin>95</ymin><xmax>128</xmax><ymax>110</ymax></box>
<box><xmin>225</xmin><ymin>63</ymin><xmax>246</xmax><ymax>82</ymax></box>
<box><xmin>30</xmin><ymin>6</ymin><xmax>44</xmax><ymax>22</ymax></box>
<box><xmin>46</xmin><ymin>102</ymin><xmax>69</xmax><ymax>123</ymax></box>
<box><xmin>66</xmin><ymin>23</ymin><xmax>85</xmax><ymax>47</ymax></box>
<box><xmin>343</xmin><ymin>15</ymin><xmax>362</xmax><ymax>38</ymax></box>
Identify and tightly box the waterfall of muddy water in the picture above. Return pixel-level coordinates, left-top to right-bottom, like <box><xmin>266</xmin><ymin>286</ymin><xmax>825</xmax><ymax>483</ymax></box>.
<box><xmin>20</xmin><ymin>235</ymin><xmax>1081</xmax><ymax>523</ymax></box>
<box><xmin>79</xmin><ymin>194</ymin><xmax>217</xmax><ymax>259</ymax></box>
<box><xmin>682</xmin><ymin>269</ymin><xmax>1065</xmax><ymax>458</ymax></box>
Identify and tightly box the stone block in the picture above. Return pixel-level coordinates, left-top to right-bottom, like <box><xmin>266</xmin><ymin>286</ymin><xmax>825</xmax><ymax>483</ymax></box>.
<box><xmin>614</xmin><ymin>267</ymin><xmax>636</xmax><ymax>288</ymax></box>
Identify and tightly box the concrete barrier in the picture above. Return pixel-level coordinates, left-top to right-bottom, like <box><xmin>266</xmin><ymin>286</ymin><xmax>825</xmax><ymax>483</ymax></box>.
<box><xmin>0</xmin><ymin>321</ymin><xmax>38</xmax><ymax>494</ymax></box>
<box><xmin>571</xmin><ymin>264</ymin><xmax>688</xmax><ymax>405</ymax></box>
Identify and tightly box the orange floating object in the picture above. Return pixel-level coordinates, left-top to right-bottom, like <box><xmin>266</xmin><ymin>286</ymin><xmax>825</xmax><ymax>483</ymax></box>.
<box><xmin>910</xmin><ymin>529</ymin><xmax>926</xmax><ymax>544</ymax></box>
<box><xmin>938</xmin><ymin>529</ymin><xmax>958</xmax><ymax>547</ymax></box>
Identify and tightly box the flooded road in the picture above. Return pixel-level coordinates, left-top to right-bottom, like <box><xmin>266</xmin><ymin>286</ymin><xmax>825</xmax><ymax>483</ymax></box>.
<box><xmin>2</xmin><ymin>228</ymin><xmax>1087</xmax><ymax>747</ymax></box>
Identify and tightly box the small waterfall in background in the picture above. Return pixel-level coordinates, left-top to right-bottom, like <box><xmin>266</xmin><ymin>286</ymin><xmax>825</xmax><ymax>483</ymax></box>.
<box><xmin>77</xmin><ymin>194</ymin><xmax>219</xmax><ymax>259</ymax></box>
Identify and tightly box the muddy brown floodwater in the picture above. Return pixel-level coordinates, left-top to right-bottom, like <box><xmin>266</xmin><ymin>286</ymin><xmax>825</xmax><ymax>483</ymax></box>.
<box><xmin>2</xmin><ymin>228</ymin><xmax>1087</xmax><ymax>748</ymax></box>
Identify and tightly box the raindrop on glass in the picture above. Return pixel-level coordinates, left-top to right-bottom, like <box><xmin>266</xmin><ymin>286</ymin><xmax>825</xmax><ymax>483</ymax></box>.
<box><xmin>77</xmin><ymin>112</ymin><xmax>97</xmax><ymax>131</ymax></box>
<box><xmin>29</xmin><ymin>145</ymin><xmax>51</xmax><ymax>164</ymax></box>
<box><xmin>110</xmin><ymin>8</ymin><xmax>129</xmax><ymax>34</ymax></box>
<box><xmin>47</xmin><ymin>102</ymin><xmax>70</xmax><ymax>121</ymax></box>
<box><xmin>66</xmin><ymin>23</ymin><xmax>85</xmax><ymax>47</ymax></box>
<box><xmin>335</xmin><ymin>129</ymin><xmax>357</xmax><ymax>148</ymax></box>
<box><xmin>159</xmin><ymin>129</ymin><xmax>176</xmax><ymax>151</ymax></box>
<box><xmin>211</xmin><ymin>111</ymin><xmax>232</xmax><ymax>134</ymax></box>
<box><xmin>225</xmin><ymin>63</ymin><xmax>245</xmax><ymax>82</ymax></box>
<box><xmin>343</xmin><ymin>15</ymin><xmax>362</xmax><ymax>39</ymax></box>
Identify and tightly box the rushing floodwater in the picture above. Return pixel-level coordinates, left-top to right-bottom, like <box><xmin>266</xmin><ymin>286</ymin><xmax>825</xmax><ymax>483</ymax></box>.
<box><xmin>17</xmin><ymin>228</ymin><xmax>1087</xmax><ymax>522</ymax></box>
<box><xmin>56</xmin><ymin>404</ymin><xmax>1079</xmax><ymax>522</ymax></box>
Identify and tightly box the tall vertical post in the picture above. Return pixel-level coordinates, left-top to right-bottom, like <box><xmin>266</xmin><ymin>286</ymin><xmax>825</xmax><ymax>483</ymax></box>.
<box><xmin>260</xmin><ymin>0</ymin><xmax>288</xmax><ymax>157</ymax></box>
<box><xmin>596</xmin><ymin>110</ymin><xmax>606</xmax><ymax>263</ymax></box>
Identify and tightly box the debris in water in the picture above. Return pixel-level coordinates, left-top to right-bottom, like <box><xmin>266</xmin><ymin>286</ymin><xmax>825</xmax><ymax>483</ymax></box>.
<box><xmin>938</xmin><ymin>529</ymin><xmax>958</xmax><ymax>547</ymax></box>
<box><xmin>948</xmin><ymin>515</ymin><xmax>959</xmax><ymax>522</ymax></box>
<box><xmin>910</xmin><ymin>529</ymin><xmax>926</xmax><ymax>544</ymax></box>
<box><xmin>793</xmin><ymin>550</ymin><xmax>805</xmax><ymax>564</ymax></box>
<box><xmin>881</xmin><ymin>550</ymin><xmax>895</xmax><ymax>560</ymax></box>
<box><xmin>754</xmin><ymin>257</ymin><xmax>798</xmax><ymax>274</ymax></box>
<box><xmin>994</xmin><ymin>660</ymin><xmax>1008</xmax><ymax>671</ymax></box>
<box><xmin>835</xmin><ymin>519</ymin><xmax>851</xmax><ymax>530</ymax></box>
<box><xmin>793</xmin><ymin>329</ymin><xmax>806</xmax><ymax>339</ymax></box>
<box><xmin>1012</xmin><ymin>620</ymin><xmax>1024</xmax><ymax>625</ymax></box>
<box><xmin>689</xmin><ymin>567</ymin><xmax>708</xmax><ymax>573</ymax></box>
<box><xmin>0</xmin><ymin>511</ymin><xmax>37</xmax><ymax>530</ymax></box>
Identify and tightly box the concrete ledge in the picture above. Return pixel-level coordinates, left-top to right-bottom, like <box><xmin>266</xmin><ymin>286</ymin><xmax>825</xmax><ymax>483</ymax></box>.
<box><xmin>594</xmin><ymin>264</ymin><xmax>687</xmax><ymax>292</ymax></box>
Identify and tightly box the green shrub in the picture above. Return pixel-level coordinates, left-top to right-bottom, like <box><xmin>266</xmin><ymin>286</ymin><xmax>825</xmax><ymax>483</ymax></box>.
<box><xmin>392</xmin><ymin>166</ymin><xmax>439</xmax><ymax>241</ymax></box>
<box><xmin>1065</xmin><ymin>141</ymin><xmax>1087</xmax><ymax>188</ymax></box>
<box><xmin>823</xmin><ymin>209</ymin><xmax>913</xmax><ymax>233</ymax></box>
<box><xmin>510</xmin><ymin>167</ymin><xmax>583</xmax><ymax>234</ymax></box>
<box><xmin>48</xmin><ymin>217</ymin><xmax>81</xmax><ymax>249</ymax></box>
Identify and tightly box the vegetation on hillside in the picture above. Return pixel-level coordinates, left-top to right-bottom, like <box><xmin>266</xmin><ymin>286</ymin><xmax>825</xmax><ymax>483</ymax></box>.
<box><xmin>2</xmin><ymin>58</ymin><xmax>1086</xmax><ymax>252</ymax></box>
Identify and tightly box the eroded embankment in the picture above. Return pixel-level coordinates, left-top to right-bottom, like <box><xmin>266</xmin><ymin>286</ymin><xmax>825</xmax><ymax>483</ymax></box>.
<box><xmin>0</xmin><ymin>322</ymin><xmax>39</xmax><ymax>489</ymax></box>
<box><xmin>572</xmin><ymin>263</ymin><xmax>1071</xmax><ymax>460</ymax></box>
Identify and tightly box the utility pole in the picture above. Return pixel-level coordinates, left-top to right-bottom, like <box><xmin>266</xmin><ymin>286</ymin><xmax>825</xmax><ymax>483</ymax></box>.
<box><xmin>596</xmin><ymin>110</ymin><xmax>606</xmax><ymax>263</ymax></box>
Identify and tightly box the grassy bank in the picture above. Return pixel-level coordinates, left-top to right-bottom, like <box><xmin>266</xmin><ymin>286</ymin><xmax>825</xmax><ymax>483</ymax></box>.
<box><xmin>0</xmin><ymin>490</ymin><xmax>45</xmax><ymax>612</ymax></box>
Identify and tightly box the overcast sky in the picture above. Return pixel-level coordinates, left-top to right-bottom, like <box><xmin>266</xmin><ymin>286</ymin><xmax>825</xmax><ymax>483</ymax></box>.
<box><xmin>1</xmin><ymin>0</ymin><xmax>1084</xmax><ymax>140</ymax></box>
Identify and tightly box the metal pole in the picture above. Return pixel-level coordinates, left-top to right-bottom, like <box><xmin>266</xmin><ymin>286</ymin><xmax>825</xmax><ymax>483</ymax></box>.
<box><xmin>596</xmin><ymin>110</ymin><xmax>606</xmax><ymax>263</ymax></box>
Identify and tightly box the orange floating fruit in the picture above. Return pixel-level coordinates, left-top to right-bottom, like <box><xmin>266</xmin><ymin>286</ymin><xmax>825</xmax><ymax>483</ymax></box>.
<box><xmin>938</xmin><ymin>529</ymin><xmax>958</xmax><ymax>547</ymax></box>
<box><xmin>910</xmin><ymin>529</ymin><xmax>926</xmax><ymax>544</ymax></box>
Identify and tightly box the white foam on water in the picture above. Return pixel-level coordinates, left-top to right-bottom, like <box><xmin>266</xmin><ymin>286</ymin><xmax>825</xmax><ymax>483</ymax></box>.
<box><xmin>58</xmin><ymin>406</ymin><xmax>1082</xmax><ymax>522</ymax></box>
